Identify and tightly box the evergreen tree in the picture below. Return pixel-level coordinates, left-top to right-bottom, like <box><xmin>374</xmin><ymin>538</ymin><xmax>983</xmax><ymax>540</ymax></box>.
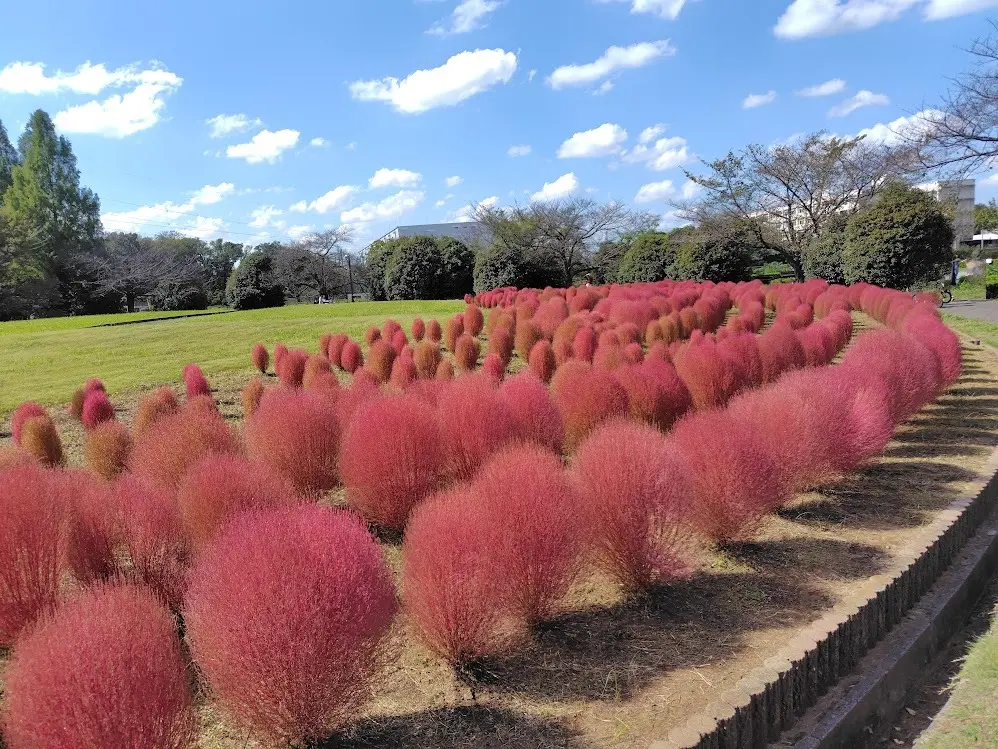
<box><xmin>0</xmin><ymin>119</ymin><xmax>18</xmax><ymax>196</ymax></box>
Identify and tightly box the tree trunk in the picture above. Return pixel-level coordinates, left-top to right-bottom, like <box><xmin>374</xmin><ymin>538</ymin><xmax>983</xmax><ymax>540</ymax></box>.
<box><xmin>789</xmin><ymin>256</ymin><xmax>805</xmax><ymax>282</ymax></box>
<box><xmin>125</xmin><ymin>292</ymin><xmax>135</xmax><ymax>313</ymax></box>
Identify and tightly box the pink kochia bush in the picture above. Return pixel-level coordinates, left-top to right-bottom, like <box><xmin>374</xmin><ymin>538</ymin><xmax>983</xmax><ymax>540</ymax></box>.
<box><xmin>63</xmin><ymin>470</ymin><xmax>119</xmax><ymax>585</ymax></box>
<box><xmin>339</xmin><ymin>394</ymin><xmax>447</xmax><ymax>531</ymax></box>
<box><xmin>0</xmin><ymin>465</ymin><xmax>66</xmax><ymax>646</ymax></box>
<box><xmin>10</xmin><ymin>401</ymin><xmax>46</xmax><ymax>445</ymax></box>
<box><xmin>177</xmin><ymin>454</ymin><xmax>300</xmax><ymax>550</ymax></box>
<box><xmin>573</xmin><ymin>421</ymin><xmax>692</xmax><ymax>591</ymax></box>
<box><xmin>403</xmin><ymin>445</ymin><xmax>582</xmax><ymax>665</ymax></box>
<box><xmin>81</xmin><ymin>390</ymin><xmax>116</xmax><ymax>430</ymax></box>
<box><xmin>550</xmin><ymin>360</ymin><xmax>629</xmax><ymax>452</ymax></box>
<box><xmin>244</xmin><ymin>388</ymin><xmax>340</xmax><ymax>493</ymax></box>
<box><xmin>251</xmin><ymin>343</ymin><xmax>269</xmax><ymax>373</ymax></box>
<box><xmin>436</xmin><ymin>374</ymin><xmax>520</xmax><ymax>480</ymax></box>
<box><xmin>184</xmin><ymin>505</ymin><xmax>397</xmax><ymax>746</ymax></box>
<box><xmin>2</xmin><ymin>584</ymin><xmax>197</xmax><ymax>749</ymax></box>
<box><xmin>500</xmin><ymin>371</ymin><xmax>565</xmax><ymax>454</ymax></box>
<box><xmin>182</xmin><ymin>364</ymin><xmax>211</xmax><ymax>399</ymax></box>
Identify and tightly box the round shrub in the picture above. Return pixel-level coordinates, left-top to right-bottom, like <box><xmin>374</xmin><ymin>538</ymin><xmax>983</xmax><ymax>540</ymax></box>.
<box><xmin>184</xmin><ymin>505</ymin><xmax>397</xmax><ymax>746</ymax></box>
<box><xmin>2</xmin><ymin>584</ymin><xmax>196</xmax><ymax>749</ymax></box>
<box><xmin>20</xmin><ymin>416</ymin><xmax>64</xmax><ymax>467</ymax></box>
<box><xmin>500</xmin><ymin>371</ymin><xmax>565</xmax><ymax>453</ymax></box>
<box><xmin>133</xmin><ymin>387</ymin><xmax>179</xmax><ymax>437</ymax></box>
<box><xmin>454</xmin><ymin>333</ymin><xmax>480</xmax><ymax>372</ymax></box>
<box><xmin>84</xmin><ymin>421</ymin><xmax>133</xmax><ymax>480</ymax></box>
<box><xmin>427</xmin><ymin>318</ymin><xmax>443</xmax><ymax>343</ymax></box>
<box><xmin>411</xmin><ymin>318</ymin><xmax>426</xmax><ymax>341</ymax></box>
<box><xmin>340</xmin><ymin>341</ymin><xmax>363</xmax><ymax>374</ymax></box>
<box><xmin>62</xmin><ymin>470</ymin><xmax>119</xmax><ymax>585</ymax></box>
<box><xmin>413</xmin><ymin>340</ymin><xmax>441</xmax><ymax>379</ymax></box>
<box><xmin>241</xmin><ymin>379</ymin><xmax>265</xmax><ymax>419</ymax></box>
<box><xmin>389</xmin><ymin>355</ymin><xmax>417</xmax><ymax>390</ymax></box>
<box><xmin>528</xmin><ymin>339</ymin><xmax>556</xmax><ymax>383</ymax></box>
<box><xmin>11</xmin><ymin>402</ymin><xmax>46</xmax><ymax>445</ymax></box>
<box><xmin>81</xmin><ymin>391</ymin><xmax>115</xmax><ymax>431</ymax></box>
<box><xmin>550</xmin><ymin>360</ymin><xmax>629</xmax><ymax>452</ymax></box>
<box><xmin>366</xmin><ymin>340</ymin><xmax>396</xmax><ymax>384</ymax></box>
<box><xmin>436</xmin><ymin>375</ymin><xmax>520</xmax><ymax>480</ymax></box>
<box><xmin>463</xmin><ymin>305</ymin><xmax>484</xmax><ymax>337</ymax></box>
<box><xmin>435</xmin><ymin>358</ymin><xmax>455</xmax><ymax>381</ymax></box>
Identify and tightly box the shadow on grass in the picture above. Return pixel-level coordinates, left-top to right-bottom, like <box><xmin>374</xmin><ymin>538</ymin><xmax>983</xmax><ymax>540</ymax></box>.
<box><xmin>330</xmin><ymin>705</ymin><xmax>593</xmax><ymax>749</ymax></box>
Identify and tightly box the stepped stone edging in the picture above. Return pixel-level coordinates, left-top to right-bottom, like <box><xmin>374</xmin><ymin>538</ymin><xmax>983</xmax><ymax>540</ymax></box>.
<box><xmin>651</xmin><ymin>438</ymin><xmax>998</xmax><ymax>749</ymax></box>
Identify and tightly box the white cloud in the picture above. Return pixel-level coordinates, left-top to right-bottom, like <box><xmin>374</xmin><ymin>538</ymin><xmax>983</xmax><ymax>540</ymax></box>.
<box><xmin>0</xmin><ymin>61</ymin><xmax>174</xmax><ymax>95</ymax></box>
<box><xmin>558</xmin><ymin>123</ymin><xmax>628</xmax><ymax>158</ymax></box>
<box><xmin>508</xmin><ymin>144</ymin><xmax>532</xmax><ymax>157</ymax></box>
<box><xmin>774</xmin><ymin>0</ymin><xmax>918</xmax><ymax>39</ymax></box>
<box><xmin>796</xmin><ymin>78</ymin><xmax>847</xmax><ymax>97</ymax></box>
<box><xmin>634</xmin><ymin>178</ymin><xmax>701</xmax><ymax>203</ymax></box>
<box><xmin>249</xmin><ymin>206</ymin><xmax>284</xmax><ymax>228</ymax></box>
<box><xmin>345</xmin><ymin>142</ymin><xmax>357</xmax><ymax>150</ymax></box>
<box><xmin>855</xmin><ymin>108</ymin><xmax>941</xmax><ymax>145</ymax></box>
<box><xmin>308</xmin><ymin>186</ymin><xmax>359</xmax><ymax>214</ymax></box>
<box><xmin>531</xmin><ymin>173</ymin><xmax>579</xmax><ymax>202</ymax></box>
<box><xmin>340</xmin><ymin>189</ymin><xmax>425</xmax><ymax>224</ymax></box>
<box><xmin>190</xmin><ymin>182</ymin><xmax>235</xmax><ymax>205</ymax></box>
<box><xmin>595</xmin><ymin>0</ymin><xmax>691</xmax><ymax>20</ymax></box>
<box><xmin>528</xmin><ymin>69</ymin><xmax>538</xmax><ymax>82</ymax></box>
<box><xmin>445</xmin><ymin>175</ymin><xmax>464</xmax><ymax>188</ymax></box>
<box><xmin>206</xmin><ymin>114</ymin><xmax>261</xmax><ymax>138</ymax></box>
<box><xmin>594</xmin><ymin>81</ymin><xmax>614</xmax><ymax>96</ymax></box>
<box><xmin>226</xmin><ymin>129</ymin><xmax>300</xmax><ymax>164</ymax></box>
<box><xmin>429</xmin><ymin>0</ymin><xmax>501</xmax><ymax>35</ymax></box>
<box><xmin>349</xmin><ymin>48</ymin><xmax>517</xmax><ymax>114</ymax></box>
<box><xmin>828</xmin><ymin>89</ymin><xmax>890</xmax><ymax>117</ymax></box>
<box><xmin>453</xmin><ymin>195</ymin><xmax>498</xmax><ymax>222</ymax></box>
<box><xmin>743</xmin><ymin>90</ymin><xmax>778</xmax><ymax>109</ymax></box>
<box><xmin>547</xmin><ymin>40</ymin><xmax>675</xmax><ymax>90</ymax></box>
<box><xmin>309</xmin><ymin>136</ymin><xmax>329</xmax><ymax>147</ymax></box>
<box><xmin>289</xmin><ymin>200</ymin><xmax>308</xmax><ymax>213</ymax></box>
<box><xmin>288</xmin><ymin>225</ymin><xmax>314</xmax><ymax>239</ymax></box>
<box><xmin>639</xmin><ymin>124</ymin><xmax>666</xmax><ymax>144</ymax></box>
<box><xmin>369</xmin><ymin>168</ymin><xmax>423</xmax><ymax>189</ymax></box>
<box><xmin>925</xmin><ymin>0</ymin><xmax>998</xmax><ymax>18</ymax></box>
<box><xmin>179</xmin><ymin>217</ymin><xmax>225</xmax><ymax>240</ymax></box>
<box><xmin>53</xmin><ymin>74</ymin><xmax>183</xmax><ymax>138</ymax></box>
<box><xmin>622</xmin><ymin>134</ymin><xmax>692</xmax><ymax>171</ymax></box>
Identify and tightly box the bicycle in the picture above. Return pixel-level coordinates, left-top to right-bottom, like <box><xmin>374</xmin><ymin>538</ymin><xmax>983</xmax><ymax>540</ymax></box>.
<box><xmin>912</xmin><ymin>285</ymin><xmax>952</xmax><ymax>307</ymax></box>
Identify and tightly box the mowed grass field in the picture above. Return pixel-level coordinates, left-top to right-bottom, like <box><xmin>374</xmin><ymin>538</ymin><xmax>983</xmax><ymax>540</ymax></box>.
<box><xmin>0</xmin><ymin>300</ymin><xmax>465</xmax><ymax>416</ymax></box>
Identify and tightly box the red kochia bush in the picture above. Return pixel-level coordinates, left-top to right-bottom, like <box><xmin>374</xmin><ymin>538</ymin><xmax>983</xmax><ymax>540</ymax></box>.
<box><xmin>273</xmin><ymin>343</ymin><xmax>288</xmax><ymax>372</ymax></box>
<box><xmin>366</xmin><ymin>340</ymin><xmax>396</xmax><ymax>383</ymax></box>
<box><xmin>841</xmin><ymin>330</ymin><xmax>940</xmax><ymax>422</ymax></box>
<box><xmin>902</xmin><ymin>313</ymin><xmax>962</xmax><ymax>388</ymax></box>
<box><xmin>2</xmin><ymin>584</ymin><xmax>197</xmax><ymax>749</ymax></box>
<box><xmin>177</xmin><ymin>454</ymin><xmax>300</xmax><ymax>550</ymax></box>
<box><xmin>482</xmin><ymin>352</ymin><xmax>506</xmax><ymax>382</ymax></box>
<box><xmin>413</xmin><ymin>340</ymin><xmax>441</xmax><ymax>379</ymax></box>
<box><xmin>11</xmin><ymin>402</ymin><xmax>46</xmax><ymax>444</ymax></box>
<box><xmin>444</xmin><ymin>315</ymin><xmax>464</xmax><ymax>353</ymax></box>
<box><xmin>327</xmin><ymin>334</ymin><xmax>348</xmax><ymax>368</ymax></box>
<box><xmin>436</xmin><ymin>375</ymin><xmax>520</xmax><ymax>480</ymax></box>
<box><xmin>339</xmin><ymin>394</ymin><xmax>447</xmax><ymax>531</ymax></box>
<box><xmin>114</xmin><ymin>476</ymin><xmax>191</xmax><ymax>609</ymax></box>
<box><xmin>550</xmin><ymin>360</ymin><xmax>629</xmax><ymax>452</ymax></box>
<box><xmin>242</xmin><ymin>379</ymin><xmax>265</xmax><ymax>418</ymax></box>
<box><xmin>464</xmin><ymin>305</ymin><xmax>484</xmax><ymax>337</ymax></box>
<box><xmin>364</xmin><ymin>326</ymin><xmax>381</xmax><ymax>345</ymax></box>
<box><xmin>84</xmin><ymin>421</ymin><xmax>133</xmax><ymax>480</ymax></box>
<box><xmin>672</xmin><ymin>341</ymin><xmax>740</xmax><ymax>411</ymax></box>
<box><xmin>669</xmin><ymin>411</ymin><xmax>784</xmax><ymax>543</ymax></box>
<box><xmin>340</xmin><ymin>341</ymin><xmax>363</xmax><ymax>374</ymax></box>
<box><xmin>133</xmin><ymin>387</ymin><xmax>180</xmax><ymax>437</ymax></box>
<box><xmin>184</xmin><ymin>505</ymin><xmax>397</xmax><ymax>746</ymax></box>
<box><xmin>182</xmin><ymin>364</ymin><xmax>211</xmax><ymax>399</ymax></box>
<box><xmin>454</xmin><ymin>333</ymin><xmax>480</xmax><ymax>371</ymax></box>
<box><xmin>81</xmin><ymin>390</ymin><xmax>115</xmax><ymax>430</ymax></box>
<box><xmin>21</xmin><ymin>416</ymin><xmax>64</xmax><ymax>467</ymax></box>
<box><xmin>500</xmin><ymin>372</ymin><xmax>565</xmax><ymax>454</ymax></box>
<box><xmin>514</xmin><ymin>320</ymin><xmax>542</xmax><ymax>360</ymax></box>
<box><xmin>244</xmin><ymin>388</ymin><xmax>340</xmax><ymax>493</ymax></box>
<box><xmin>302</xmin><ymin>355</ymin><xmax>332</xmax><ymax>390</ymax></box>
<box><xmin>389</xmin><ymin>355</ymin><xmax>417</xmax><ymax>390</ymax></box>
<box><xmin>0</xmin><ymin>465</ymin><xmax>66</xmax><ymax>645</ymax></box>
<box><xmin>276</xmin><ymin>349</ymin><xmax>308</xmax><ymax>388</ymax></box>
<box><xmin>427</xmin><ymin>318</ymin><xmax>443</xmax><ymax>343</ymax></box>
<box><xmin>411</xmin><ymin>318</ymin><xmax>426</xmax><ymax>342</ymax></box>
<box><xmin>130</xmin><ymin>404</ymin><xmax>240</xmax><ymax>490</ymax></box>
<box><xmin>573</xmin><ymin>421</ymin><xmax>692</xmax><ymax>591</ymax></box>
<box><xmin>435</xmin><ymin>358</ymin><xmax>455</xmax><ymax>380</ymax></box>
<box><xmin>62</xmin><ymin>470</ymin><xmax>118</xmax><ymax>585</ymax></box>
<box><xmin>528</xmin><ymin>339</ymin><xmax>556</xmax><ymax>383</ymax></box>
<box><xmin>573</xmin><ymin>327</ymin><xmax>597</xmax><ymax>362</ymax></box>
<box><xmin>487</xmin><ymin>326</ymin><xmax>514</xmax><ymax>366</ymax></box>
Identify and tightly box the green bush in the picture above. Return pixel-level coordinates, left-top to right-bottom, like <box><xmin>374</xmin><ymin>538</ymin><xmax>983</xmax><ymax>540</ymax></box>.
<box><xmin>473</xmin><ymin>244</ymin><xmax>562</xmax><ymax>292</ymax></box>
<box><xmin>363</xmin><ymin>240</ymin><xmax>394</xmax><ymax>301</ymax></box>
<box><xmin>150</xmin><ymin>281</ymin><xmax>208</xmax><ymax>311</ymax></box>
<box><xmin>616</xmin><ymin>232</ymin><xmax>674</xmax><ymax>283</ymax></box>
<box><xmin>843</xmin><ymin>182</ymin><xmax>954</xmax><ymax>289</ymax></box>
<box><xmin>383</xmin><ymin>237</ymin><xmax>444</xmax><ymax>300</ymax></box>
<box><xmin>437</xmin><ymin>237</ymin><xmax>475</xmax><ymax>299</ymax></box>
<box><xmin>803</xmin><ymin>214</ymin><xmax>847</xmax><ymax>284</ymax></box>
<box><xmin>225</xmin><ymin>253</ymin><xmax>285</xmax><ymax>310</ymax></box>
<box><xmin>672</xmin><ymin>231</ymin><xmax>754</xmax><ymax>283</ymax></box>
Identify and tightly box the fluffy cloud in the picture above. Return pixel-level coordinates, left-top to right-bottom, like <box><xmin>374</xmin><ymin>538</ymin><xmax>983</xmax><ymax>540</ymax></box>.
<box><xmin>639</xmin><ymin>124</ymin><xmax>666</xmax><ymax>144</ymax></box>
<box><xmin>796</xmin><ymin>79</ymin><xmax>847</xmax><ymax>97</ymax></box>
<box><xmin>508</xmin><ymin>144</ymin><xmax>532</xmax><ymax>157</ymax></box>
<box><xmin>622</xmin><ymin>133</ymin><xmax>692</xmax><ymax>171</ymax></box>
<box><xmin>453</xmin><ymin>195</ymin><xmax>498</xmax><ymax>222</ymax></box>
<box><xmin>308</xmin><ymin>186</ymin><xmax>359</xmax><ymax>214</ymax></box>
<box><xmin>445</xmin><ymin>175</ymin><xmax>464</xmax><ymax>188</ymax></box>
<box><xmin>634</xmin><ymin>178</ymin><xmax>701</xmax><ymax>203</ymax></box>
<box><xmin>226</xmin><ymin>129</ymin><xmax>300</xmax><ymax>164</ymax></box>
<box><xmin>855</xmin><ymin>108</ymin><xmax>941</xmax><ymax>145</ymax></box>
<box><xmin>771</xmin><ymin>0</ymin><xmax>994</xmax><ymax>38</ymax></box>
<box><xmin>206</xmin><ymin>114</ymin><xmax>261</xmax><ymax>138</ymax></box>
<box><xmin>349</xmin><ymin>49</ymin><xmax>517</xmax><ymax>114</ymax></box>
<box><xmin>0</xmin><ymin>61</ymin><xmax>174</xmax><ymax>95</ymax></box>
<box><xmin>547</xmin><ymin>40</ymin><xmax>676</xmax><ymax>90</ymax></box>
<box><xmin>369</xmin><ymin>168</ymin><xmax>422</xmax><ymax>189</ymax></box>
<box><xmin>531</xmin><ymin>173</ymin><xmax>579</xmax><ymax>202</ymax></box>
<box><xmin>249</xmin><ymin>206</ymin><xmax>284</xmax><ymax>228</ymax></box>
<box><xmin>594</xmin><ymin>0</ymin><xmax>691</xmax><ymax>20</ymax></box>
<box><xmin>557</xmin><ymin>123</ymin><xmax>628</xmax><ymax>158</ymax></box>
<box><xmin>341</xmin><ymin>190</ymin><xmax>425</xmax><ymax>224</ymax></box>
<box><xmin>309</xmin><ymin>137</ymin><xmax>329</xmax><ymax>147</ymax></box>
<box><xmin>288</xmin><ymin>225</ymin><xmax>314</xmax><ymax>239</ymax></box>
<box><xmin>743</xmin><ymin>90</ymin><xmax>778</xmax><ymax>109</ymax></box>
<box><xmin>429</xmin><ymin>0</ymin><xmax>501</xmax><ymax>35</ymax></box>
<box><xmin>828</xmin><ymin>89</ymin><xmax>890</xmax><ymax>117</ymax></box>
<box><xmin>289</xmin><ymin>200</ymin><xmax>308</xmax><ymax>213</ymax></box>
<box><xmin>101</xmin><ymin>182</ymin><xmax>234</xmax><ymax>236</ymax></box>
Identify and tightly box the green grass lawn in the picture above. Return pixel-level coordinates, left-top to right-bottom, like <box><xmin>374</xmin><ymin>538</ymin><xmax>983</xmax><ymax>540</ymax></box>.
<box><xmin>0</xmin><ymin>300</ymin><xmax>465</xmax><ymax>416</ymax></box>
<box><xmin>942</xmin><ymin>314</ymin><xmax>998</xmax><ymax>350</ymax></box>
<box><xmin>915</xmin><ymin>602</ymin><xmax>998</xmax><ymax>748</ymax></box>
<box><xmin>0</xmin><ymin>307</ymin><xmax>231</xmax><ymax>335</ymax></box>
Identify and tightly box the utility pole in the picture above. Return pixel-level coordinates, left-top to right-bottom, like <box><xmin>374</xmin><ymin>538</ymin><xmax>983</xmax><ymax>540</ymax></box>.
<box><xmin>346</xmin><ymin>254</ymin><xmax>355</xmax><ymax>302</ymax></box>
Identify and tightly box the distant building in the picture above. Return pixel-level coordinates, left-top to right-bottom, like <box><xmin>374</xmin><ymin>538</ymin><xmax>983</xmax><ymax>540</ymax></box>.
<box><xmin>368</xmin><ymin>222</ymin><xmax>491</xmax><ymax>250</ymax></box>
<box><xmin>917</xmin><ymin>179</ymin><xmax>975</xmax><ymax>249</ymax></box>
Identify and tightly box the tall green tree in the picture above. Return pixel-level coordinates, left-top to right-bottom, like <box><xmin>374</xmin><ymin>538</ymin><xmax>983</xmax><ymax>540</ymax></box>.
<box><xmin>1</xmin><ymin>110</ymin><xmax>103</xmax><ymax>314</ymax></box>
<box><xmin>0</xmin><ymin>119</ymin><xmax>18</xmax><ymax>196</ymax></box>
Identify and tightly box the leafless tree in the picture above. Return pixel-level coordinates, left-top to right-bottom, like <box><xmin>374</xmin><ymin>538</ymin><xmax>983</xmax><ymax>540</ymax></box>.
<box><xmin>92</xmin><ymin>232</ymin><xmax>201</xmax><ymax>312</ymax></box>
<box><xmin>292</xmin><ymin>226</ymin><xmax>356</xmax><ymax>300</ymax></box>
<box><xmin>922</xmin><ymin>21</ymin><xmax>998</xmax><ymax>173</ymax></box>
<box><xmin>473</xmin><ymin>198</ymin><xmax>656</xmax><ymax>285</ymax></box>
<box><xmin>678</xmin><ymin>133</ymin><xmax>923</xmax><ymax>280</ymax></box>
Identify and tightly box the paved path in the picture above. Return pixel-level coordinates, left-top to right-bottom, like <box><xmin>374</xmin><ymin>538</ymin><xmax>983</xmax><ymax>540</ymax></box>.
<box><xmin>941</xmin><ymin>300</ymin><xmax>998</xmax><ymax>323</ymax></box>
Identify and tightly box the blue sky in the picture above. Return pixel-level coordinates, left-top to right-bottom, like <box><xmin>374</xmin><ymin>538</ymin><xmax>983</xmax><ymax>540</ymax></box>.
<box><xmin>1</xmin><ymin>0</ymin><xmax>997</xmax><ymax>250</ymax></box>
